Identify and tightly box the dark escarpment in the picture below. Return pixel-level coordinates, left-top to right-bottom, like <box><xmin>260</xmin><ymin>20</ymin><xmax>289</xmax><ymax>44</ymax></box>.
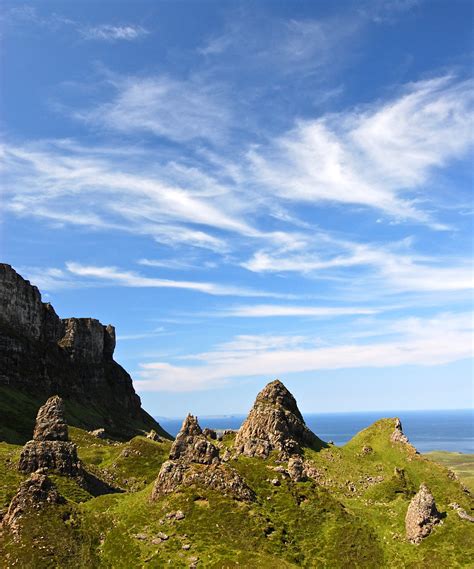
<box><xmin>0</xmin><ymin>264</ymin><xmax>169</xmax><ymax>442</ymax></box>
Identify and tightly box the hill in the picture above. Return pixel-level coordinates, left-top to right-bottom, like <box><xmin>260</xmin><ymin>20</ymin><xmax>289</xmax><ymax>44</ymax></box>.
<box><xmin>1</xmin><ymin>381</ymin><xmax>473</xmax><ymax>568</ymax></box>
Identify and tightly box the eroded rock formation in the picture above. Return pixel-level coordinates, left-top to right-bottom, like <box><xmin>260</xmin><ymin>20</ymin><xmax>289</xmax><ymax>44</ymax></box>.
<box><xmin>18</xmin><ymin>396</ymin><xmax>81</xmax><ymax>476</ymax></box>
<box><xmin>2</xmin><ymin>473</ymin><xmax>64</xmax><ymax>536</ymax></box>
<box><xmin>152</xmin><ymin>415</ymin><xmax>255</xmax><ymax>502</ymax></box>
<box><xmin>405</xmin><ymin>484</ymin><xmax>442</xmax><ymax>543</ymax></box>
<box><xmin>0</xmin><ymin>264</ymin><xmax>168</xmax><ymax>440</ymax></box>
<box><xmin>234</xmin><ymin>380</ymin><xmax>326</xmax><ymax>459</ymax></box>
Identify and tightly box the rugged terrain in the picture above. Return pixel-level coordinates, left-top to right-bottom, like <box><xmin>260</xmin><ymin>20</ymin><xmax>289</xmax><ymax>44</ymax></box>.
<box><xmin>0</xmin><ymin>264</ymin><xmax>169</xmax><ymax>442</ymax></box>
<box><xmin>1</xmin><ymin>380</ymin><xmax>473</xmax><ymax>568</ymax></box>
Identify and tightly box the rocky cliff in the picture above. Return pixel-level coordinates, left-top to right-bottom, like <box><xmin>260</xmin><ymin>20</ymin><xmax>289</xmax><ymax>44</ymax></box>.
<box><xmin>0</xmin><ymin>264</ymin><xmax>169</xmax><ymax>442</ymax></box>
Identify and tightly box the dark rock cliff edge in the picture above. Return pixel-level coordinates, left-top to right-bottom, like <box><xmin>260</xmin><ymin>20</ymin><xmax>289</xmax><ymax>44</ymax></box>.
<box><xmin>0</xmin><ymin>264</ymin><xmax>170</xmax><ymax>442</ymax></box>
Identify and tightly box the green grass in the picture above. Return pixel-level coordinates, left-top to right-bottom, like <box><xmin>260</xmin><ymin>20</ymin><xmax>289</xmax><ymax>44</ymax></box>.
<box><xmin>2</xmin><ymin>420</ymin><xmax>474</xmax><ymax>568</ymax></box>
<box><xmin>425</xmin><ymin>451</ymin><xmax>474</xmax><ymax>493</ymax></box>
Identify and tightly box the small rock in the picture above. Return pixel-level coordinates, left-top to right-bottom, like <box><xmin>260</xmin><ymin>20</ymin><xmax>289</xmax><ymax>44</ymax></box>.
<box><xmin>175</xmin><ymin>510</ymin><xmax>185</xmax><ymax>520</ymax></box>
<box><xmin>156</xmin><ymin>532</ymin><xmax>169</xmax><ymax>540</ymax></box>
<box><xmin>147</xmin><ymin>430</ymin><xmax>163</xmax><ymax>442</ymax></box>
<box><xmin>89</xmin><ymin>428</ymin><xmax>106</xmax><ymax>439</ymax></box>
<box><xmin>270</xmin><ymin>478</ymin><xmax>280</xmax><ymax>486</ymax></box>
<box><xmin>135</xmin><ymin>533</ymin><xmax>148</xmax><ymax>540</ymax></box>
<box><xmin>182</xmin><ymin>544</ymin><xmax>191</xmax><ymax>550</ymax></box>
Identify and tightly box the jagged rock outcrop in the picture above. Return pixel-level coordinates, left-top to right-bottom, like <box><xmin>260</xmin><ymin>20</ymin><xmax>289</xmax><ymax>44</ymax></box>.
<box><xmin>390</xmin><ymin>418</ymin><xmax>417</xmax><ymax>454</ymax></box>
<box><xmin>287</xmin><ymin>456</ymin><xmax>307</xmax><ymax>482</ymax></box>
<box><xmin>152</xmin><ymin>415</ymin><xmax>255</xmax><ymax>502</ymax></box>
<box><xmin>234</xmin><ymin>380</ymin><xmax>326</xmax><ymax>459</ymax></box>
<box><xmin>169</xmin><ymin>414</ymin><xmax>220</xmax><ymax>464</ymax></box>
<box><xmin>405</xmin><ymin>484</ymin><xmax>442</xmax><ymax>543</ymax></box>
<box><xmin>0</xmin><ymin>264</ymin><xmax>169</xmax><ymax>441</ymax></box>
<box><xmin>18</xmin><ymin>396</ymin><xmax>81</xmax><ymax>476</ymax></box>
<box><xmin>2</xmin><ymin>473</ymin><xmax>64</xmax><ymax>536</ymax></box>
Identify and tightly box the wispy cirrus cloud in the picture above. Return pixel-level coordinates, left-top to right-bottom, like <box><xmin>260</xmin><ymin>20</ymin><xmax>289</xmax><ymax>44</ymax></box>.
<box><xmin>249</xmin><ymin>76</ymin><xmax>474</xmax><ymax>225</ymax></box>
<box><xmin>221</xmin><ymin>304</ymin><xmax>379</xmax><ymax>317</ymax></box>
<box><xmin>79</xmin><ymin>24</ymin><xmax>149</xmax><ymax>42</ymax></box>
<box><xmin>75</xmin><ymin>74</ymin><xmax>232</xmax><ymax>143</ymax></box>
<box><xmin>3</xmin><ymin>5</ymin><xmax>149</xmax><ymax>42</ymax></box>
<box><xmin>135</xmin><ymin>312</ymin><xmax>473</xmax><ymax>391</ymax></box>
<box><xmin>21</xmin><ymin>261</ymin><xmax>298</xmax><ymax>299</ymax></box>
<box><xmin>243</xmin><ymin>237</ymin><xmax>474</xmax><ymax>294</ymax></box>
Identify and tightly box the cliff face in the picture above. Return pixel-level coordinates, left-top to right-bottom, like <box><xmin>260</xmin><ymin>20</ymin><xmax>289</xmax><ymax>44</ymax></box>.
<box><xmin>0</xmin><ymin>264</ymin><xmax>169</xmax><ymax>442</ymax></box>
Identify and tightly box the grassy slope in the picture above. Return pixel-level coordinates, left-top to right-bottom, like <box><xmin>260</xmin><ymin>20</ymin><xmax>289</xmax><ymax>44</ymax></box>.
<box><xmin>0</xmin><ymin>386</ymin><xmax>170</xmax><ymax>444</ymax></box>
<box><xmin>425</xmin><ymin>451</ymin><xmax>474</xmax><ymax>493</ymax></box>
<box><xmin>1</xmin><ymin>419</ymin><xmax>473</xmax><ymax>568</ymax></box>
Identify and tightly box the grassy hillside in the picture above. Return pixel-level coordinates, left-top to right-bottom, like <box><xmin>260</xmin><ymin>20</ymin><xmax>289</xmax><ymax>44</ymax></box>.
<box><xmin>0</xmin><ymin>386</ymin><xmax>170</xmax><ymax>444</ymax></box>
<box><xmin>1</xmin><ymin>420</ymin><xmax>473</xmax><ymax>568</ymax></box>
<box><xmin>425</xmin><ymin>451</ymin><xmax>474</xmax><ymax>493</ymax></box>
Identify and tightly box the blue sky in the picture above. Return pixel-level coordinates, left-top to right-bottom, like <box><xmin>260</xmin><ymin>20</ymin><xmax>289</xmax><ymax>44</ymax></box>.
<box><xmin>1</xmin><ymin>0</ymin><xmax>473</xmax><ymax>417</ymax></box>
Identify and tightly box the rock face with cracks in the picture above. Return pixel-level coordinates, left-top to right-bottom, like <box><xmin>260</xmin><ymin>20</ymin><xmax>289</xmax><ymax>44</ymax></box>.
<box><xmin>405</xmin><ymin>484</ymin><xmax>442</xmax><ymax>543</ymax></box>
<box><xmin>2</xmin><ymin>473</ymin><xmax>64</xmax><ymax>536</ymax></box>
<box><xmin>234</xmin><ymin>380</ymin><xmax>326</xmax><ymax>459</ymax></box>
<box><xmin>18</xmin><ymin>396</ymin><xmax>81</xmax><ymax>476</ymax></box>
<box><xmin>0</xmin><ymin>263</ymin><xmax>167</xmax><ymax>440</ymax></box>
<box><xmin>152</xmin><ymin>415</ymin><xmax>255</xmax><ymax>502</ymax></box>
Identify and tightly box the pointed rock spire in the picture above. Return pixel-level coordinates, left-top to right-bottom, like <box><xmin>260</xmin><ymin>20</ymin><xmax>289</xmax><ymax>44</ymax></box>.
<box><xmin>235</xmin><ymin>379</ymin><xmax>326</xmax><ymax>459</ymax></box>
<box><xmin>18</xmin><ymin>396</ymin><xmax>81</xmax><ymax>476</ymax></box>
<box><xmin>405</xmin><ymin>484</ymin><xmax>442</xmax><ymax>543</ymax></box>
<box><xmin>33</xmin><ymin>395</ymin><xmax>69</xmax><ymax>441</ymax></box>
<box><xmin>169</xmin><ymin>414</ymin><xmax>220</xmax><ymax>464</ymax></box>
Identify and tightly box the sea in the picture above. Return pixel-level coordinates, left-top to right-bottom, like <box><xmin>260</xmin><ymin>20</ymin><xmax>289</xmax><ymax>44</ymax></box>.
<box><xmin>158</xmin><ymin>409</ymin><xmax>474</xmax><ymax>454</ymax></box>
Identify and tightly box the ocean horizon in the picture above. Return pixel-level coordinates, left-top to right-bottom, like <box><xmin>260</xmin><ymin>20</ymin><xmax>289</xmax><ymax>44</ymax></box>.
<box><xmin>158</xmin><ymin>408</ymin><xmax>474</xmax><ymax>454</ymax></box>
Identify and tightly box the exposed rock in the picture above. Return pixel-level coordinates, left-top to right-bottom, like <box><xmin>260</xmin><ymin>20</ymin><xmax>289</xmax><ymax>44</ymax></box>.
<box><xmin>234</xmin><ymin>380</ymin><xmax>326</xmax><ymax>459</ymax></box>
<box><xmin>287</xmin><ymin>456</ymin><xmax>307</xmax><ymax>482</ymax></box>
<box><xmin>390</xmin><ymin>418</ymin><xmax>417</xmax><ymax>453</ymax></box>
<box><xmin>450</xmin><ymin>503</ymin><xmax>474</xmax><ymax>522</ymax></box>
<box><xmin>89</xmin><ymin>428</ymin><xmax>106</xmax><ymax>439</ymax></box>
<box><xmin>18</xmin><ymin>396</ymin><xmax>82</xmax><ymax>476</ymax></box>
<box><xmin>406</xmin><ymin>484</ymin><xmax>442</xmax><ymax>543</ymax></box>
<box><xmin>151</xmin><ymin>415</ymin><xmax>255</xmax><ymax>502</ymax></box>
<box><xmin>33</xmin><ymin>395</ymin><xmax>68</xmax><ymax>441</ymax></box>
<box><xmin>202</xmin><ymin>428</ymin><xmax>217</xmax><ymax>440</ymax></box>
<box><xmin>169</xmin><ymin>415</ymin><xmax>219</xmax><ymax>465</ymax></box>
<box><xmin>0</xmin><ymin>264</ymin><xmax>168</xmax><ymax>441</ymax></box>
<box><xmin>18</xmin><ymin>440</ymin><xmax>81</xmax><ymax>476</ymax></box>
<box><xmin>146</xmin><ymin>429</ymin><xmax>163</xmax><ymax>442</ymax></box>
<box><xmin>2</xmin><ymin>473</ymin><xmax>64</xmax><ymax>536</ymax></box>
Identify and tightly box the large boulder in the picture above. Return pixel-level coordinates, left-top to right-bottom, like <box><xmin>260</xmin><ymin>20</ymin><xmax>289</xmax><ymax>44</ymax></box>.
<box><xmin>151</xmin><ymin>415</ymin><xmax>254</xmax><ymax>502</ymax></box>
<box><xmin>2</xmin><ymin>473</ymin><xmax>64</xmax><ymax>536</ymax></box>
<box><xmin>234</xmin><ymin>380</ymin><xmax>326</xmax><ymax>459</ymax></box>
<box><xmin>406</xmin><ymin>484</ymin><xmax>442</xmax><ymax>543</ymax></box>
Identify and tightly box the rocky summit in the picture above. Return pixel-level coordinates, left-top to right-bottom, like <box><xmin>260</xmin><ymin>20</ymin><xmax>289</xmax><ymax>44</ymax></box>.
<box><xmin>405</xmin><ymin>483</ymin><xmax>442</xmax><ymax>544</ymax></box>
<box><xmin>18</xmin><ymin>396</ymin><xmax>81</xmax><ymax>476</ymax></box>
<box><xmin>152</xmin><ymin>415</ymin><xmax>255</xmax><ymax>502</ymax></box>
<box><xmin>234</xmin><ymin>379</ymin><xmax>326</xmax><ymax>458</ymax></box>
<box><xmin>0</xmin><ymin>264</ymin><xmax>169</xmax><ymax>441</ymax></box>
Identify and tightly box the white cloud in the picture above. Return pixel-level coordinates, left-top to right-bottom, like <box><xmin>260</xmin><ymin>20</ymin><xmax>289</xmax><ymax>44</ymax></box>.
<box><xmin>222</xmin><ymin>304</ymin><xmax>378</xmax><ymax>317</ymax></box>
<box><xmin>243</xmin><ymin>237</ymin><xmax>474</xmax><ymax>294</ymax></box>
<box><xmin>76</xmin><ymin>75</ymin><xmax>231</xmax><ymax>143</ymax></box>
<box><xmin>80</xmin><ymin>24</ymin><xmax>149</xmax><ymax>41</ymax></box>
<box><xmin>135</xmin><ymin>312</ymin><xmax>473</xmax><ymax>391</ymax></box>
<box><xmin>249</xmin><ymin>76</ymin><xmax>474</xmax><ymax>224</ymax></box>
<box><xmin>63</xmin><ymin>262</ymin><xmax>297</xmax><ymax>298</ymax></box>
